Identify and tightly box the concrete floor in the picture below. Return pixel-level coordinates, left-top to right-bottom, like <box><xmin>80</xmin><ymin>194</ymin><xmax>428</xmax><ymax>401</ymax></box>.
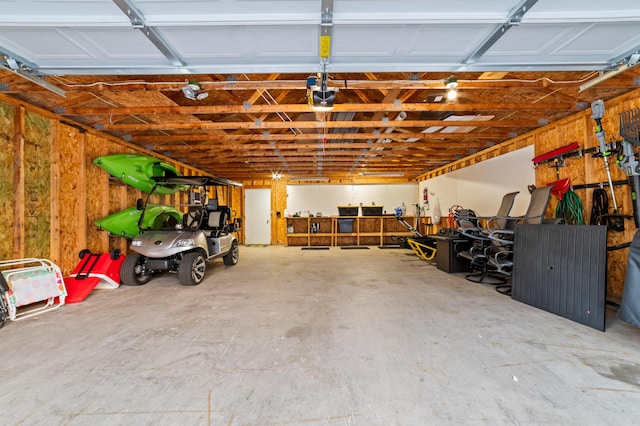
<box><xmin>2</xmin><ymin>246</ymin><xmax>640</xmax><ymax>425</ymax></box>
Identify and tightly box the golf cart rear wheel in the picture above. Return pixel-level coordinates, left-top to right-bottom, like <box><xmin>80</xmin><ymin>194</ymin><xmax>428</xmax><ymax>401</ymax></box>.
<box><xmin>179</xmin><ymin>252</ymin><xmax>206</xmax><ymax>286</ymax></box>
<box><xmin>223</xmin><ymin>240</ymin><xmax>239</xmax><ymax>266</ymax></box>
<box><xmin>121</xmin><ymin>253</ymin><xmax>152</xmax><ymax>286</ymax></box>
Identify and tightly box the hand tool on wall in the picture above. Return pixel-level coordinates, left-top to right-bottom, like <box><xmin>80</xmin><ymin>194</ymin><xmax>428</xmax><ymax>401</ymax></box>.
<box><xmin>532</xmin><ymin>143</ymin><xmax>584</xmax><ymax>223</ymax></box>
<box><xmin>617</xmin><ymin>107</ymin><xmax>640</xmax><ymax>228</ymax></box>
<box><xmin>615</xmin><ymin>140</ymin><xmax>640</xmax><ymax>228</ymax></box>
<box><xmin>591</xmin><ymin>100</ymin><xmax>625</xmax><ymax>231</ymax></box>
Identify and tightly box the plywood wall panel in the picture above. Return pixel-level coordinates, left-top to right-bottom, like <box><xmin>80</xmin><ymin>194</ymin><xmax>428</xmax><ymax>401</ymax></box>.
<box><xmin>107</xmin><ymin>183</ymin><xmax>130</xmax><ymax>254</ymax></box>
<box><xmin>419</xmin><ymin>91</ymin><xmax>640</xmax><ymax>300</ymax></box>
<box><xmin>230</xmin><ymin>185</ymin><xmax>244</xmax><ymax>243</ymax></box>
<box><xmin>529</xmin><ymin>96</ymin><xmax>640</xmax><ymax>299</ymax></box>
<box><xmin>274</xmin><ymin>179</ymin><xmax>287</xmax><ymax>245</ymax></box>
<box><xmin>49</xmin><ymin>121</ymin><xmax>61</xmax><ymax>264</ymax></box>
<box><xmin>126</xmin><ymin>186</ymin><xmax>143</xmax><ymax>210</ymax></box>
<box><xmin>11</xmin><ymin>107</ymin><xmax>24</xmax><ymax>259</ymax></box>
<box><xmin>585</xmin><ymin>103</ymin><xmax>635</xmax><ymax>299</ymax></box>
<box><xmin>0</xmin><ymin>96</ymin><xmax>213</xmax><ymax>273</ymax></box>
<box><xmin>85</xmin><ymin>131</ymin><xmax>111</xmax><ymax>254</ymax></box>
<box><xmin>0</xmin><ymin>102</ymin><xmax>13</xmax><ymax>138</ymax></box>
<box><xmin>56</xmin><ymin>125</ymin><xmax>86</xmax><ymax>274</ymax></box>
<box><xmin>23</xmin><ymin>111</ymin><xmax>51</xmax><ymax>259</ymax></box>
<box><xmin>0</xmin><ymin>102</ymin><xmax>14</xmax><ymax>260</ymax></box>
<box><xmin>216</xmin><ymin>186</ymin><xmax>227</xmax><ymax>205</ymax></box>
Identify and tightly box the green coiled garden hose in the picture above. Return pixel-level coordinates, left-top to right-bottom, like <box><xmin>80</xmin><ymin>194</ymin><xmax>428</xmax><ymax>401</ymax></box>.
<box><xmin>555</xmin><ymin>191</ymin><xmax>584</xmax><ymax>224</ymax></box>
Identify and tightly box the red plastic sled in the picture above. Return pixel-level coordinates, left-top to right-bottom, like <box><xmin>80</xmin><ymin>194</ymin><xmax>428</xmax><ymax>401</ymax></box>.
<box><xmin>64</xmin><ymin>250</ymin><xmax>125</xmax><ymax>303</ymax></box>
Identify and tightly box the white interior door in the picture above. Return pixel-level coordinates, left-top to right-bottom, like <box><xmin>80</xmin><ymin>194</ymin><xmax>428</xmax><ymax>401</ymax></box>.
<box><xmin>244</xmin><ymin>188</ymin><xmax>271</xmax><ymax>245</ymax></box>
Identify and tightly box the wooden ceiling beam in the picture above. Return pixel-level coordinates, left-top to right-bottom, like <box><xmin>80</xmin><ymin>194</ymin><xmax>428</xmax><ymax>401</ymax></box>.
<box><xmin>372</xmin><ymin>89</ymin><xmax>402</xmax><ymax>121</ymax></box>
<box><xmin>61</xmin><ymin>102</ymin><xmax>578</xmax><ymax>116</ymax></box>
<box><xmin>246</xmin><ymin>73</ymin><xmax>280</xmax><ymax>105</ymax></box>
<box><xmin>45</xmin><ymin>77</ymin><xmax>621</xmax><ymax>93</ymax></box>
<box><xmin>97</xmin><ymin>118</ymin><xmax>538</xmax><ymax>131</ymax></box>
<box><xmin>194</xmin><ymin>147</ymin><xmax>471</xmax><ymax>158</ymax></box>
<box><xmin>138</xmin><ymin>131</ymin><xmax>505</xmax><ymax>145</ymax></box>
<box><xmin>157</xmin><ymin>141</ymin><xmax>485</xmax><ymax>151</ymax></box>
<box><xmin>200</xmin><ymin>150</ymin><xmax>454</xmax><ymax>159</ymax></box>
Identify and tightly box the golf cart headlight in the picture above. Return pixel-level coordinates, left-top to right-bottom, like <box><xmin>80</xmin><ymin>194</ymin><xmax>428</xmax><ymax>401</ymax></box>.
<box><xmin>175</xmin><ymin>239</ymin><xmax>195</xmax><ymax>247</ymax></box>
<box><xmin>131</xmin><ymin>240</ymin><xmax>143</xmax><ymax>247</ymax></box>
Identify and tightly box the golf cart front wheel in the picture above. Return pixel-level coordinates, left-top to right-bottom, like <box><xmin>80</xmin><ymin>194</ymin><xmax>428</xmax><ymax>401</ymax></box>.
<box><xmin>179</xmin><ymin>252</ymin><xmax>206</xmax><ymax>286</ymax></box>
<box><xmin>121</xmin><ymin>253</ymin><xmax>152</xmax><ymax>286</ymax></box>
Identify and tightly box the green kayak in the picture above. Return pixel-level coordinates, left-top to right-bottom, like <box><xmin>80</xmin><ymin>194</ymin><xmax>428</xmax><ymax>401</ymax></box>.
<box><xmin>94</xmin><ymin>154</ymin><xmax>187</xmax><ymax>194</ymax></box>
<box><xmin>94</xmin><ymin>206</ymin><xmax>183</xmax><ymax>239</ymax></box>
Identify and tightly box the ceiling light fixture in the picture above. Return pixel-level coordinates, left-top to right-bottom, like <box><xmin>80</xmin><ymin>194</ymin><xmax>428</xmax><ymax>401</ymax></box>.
<box><xmin>445</xmin><ymin>76</ymin><xmax>458</xmax><ymax>100</ymax></box>
<box><xmin>359</xmin><ymin>172</ymin><xmax>405</xmax><ymax>177</ymax></box>
<box><xmin>181</xmin><ymin>80</ymin><xmax>208</xmax><ymax>100</ymax></box>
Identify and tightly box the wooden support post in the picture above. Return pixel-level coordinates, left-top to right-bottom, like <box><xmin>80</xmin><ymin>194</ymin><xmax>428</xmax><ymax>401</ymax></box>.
<box><xmin>77</xmin><ymin>131</ymin><xmax>87</xmax><ymax>251</ymax></box>
<box><xmin>12</xmin><ymin>107</ymin><xmax>24</xmax><ymax>259</ymax></box>
<box><xmin>50</xmin><ymin>120</ymin><xmax>61</xmax><ymax>263</ymax></box>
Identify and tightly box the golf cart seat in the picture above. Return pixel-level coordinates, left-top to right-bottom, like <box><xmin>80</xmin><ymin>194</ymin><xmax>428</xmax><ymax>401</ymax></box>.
<box><xmin>205</xmin><ymin>198</ymin><xmax>218</xmax><ymax>211</ymax></box>
<box><xmin>204</xmin><ymin>199</ymin><xmax>231</xmax><ymax>237</ymax></box>
<box><xmin>183</xmin><ymin>206</ymin><xmax>204</xmax><ymax>230</ymax></box>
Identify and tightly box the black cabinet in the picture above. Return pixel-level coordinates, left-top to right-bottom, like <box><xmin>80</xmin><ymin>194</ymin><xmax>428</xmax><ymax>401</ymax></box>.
<box><xmin>432</xmin><ymin>236</ymin><xmax>471</xmax><ymax>273</ymax></box>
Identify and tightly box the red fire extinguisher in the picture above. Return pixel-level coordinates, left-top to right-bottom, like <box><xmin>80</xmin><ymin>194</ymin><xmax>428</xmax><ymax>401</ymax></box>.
<box><xmin>423</xmin><ymin>187</ymin><xmax>429</xmax><ymax>209</ymax></box>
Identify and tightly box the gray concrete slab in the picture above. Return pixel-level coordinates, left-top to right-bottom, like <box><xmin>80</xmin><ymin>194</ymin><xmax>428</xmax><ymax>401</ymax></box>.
<box><xmin>2</xmin><ymin>246</ymin><xmax>640</xmax><ymax>425</ymax></box>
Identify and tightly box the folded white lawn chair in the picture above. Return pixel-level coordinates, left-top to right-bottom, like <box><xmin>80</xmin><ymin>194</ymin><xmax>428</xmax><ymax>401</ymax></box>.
<box><xmin>0</xmin><ymin>258</ymin><xmax>66</xmax><ymax>322</ymax></box>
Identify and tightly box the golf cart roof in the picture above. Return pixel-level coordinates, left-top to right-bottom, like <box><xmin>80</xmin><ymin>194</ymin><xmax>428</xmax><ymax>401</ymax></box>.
<box><xmin>151</xmin><ymin>175</ymin><xmax>242</xmax><ymax>187</ymax></box>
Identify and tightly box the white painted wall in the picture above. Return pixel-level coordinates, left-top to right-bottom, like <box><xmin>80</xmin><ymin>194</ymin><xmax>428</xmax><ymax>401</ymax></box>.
<box><xmin>286</xmin><ymin>184</ymin><xmax>418</xmax><ymax>216</ymax></box>
<box><xmin>419</xmin><ymin>146</ymin><xmax>536</xmax><ymax>219</ymax></box>
<box><xmin>283</xmin><ymin>146</ymin><xmax>534</xmax><ymax>221</ymax></box>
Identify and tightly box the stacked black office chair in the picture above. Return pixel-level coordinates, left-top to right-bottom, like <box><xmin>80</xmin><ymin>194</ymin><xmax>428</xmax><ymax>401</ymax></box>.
<box><xmin>457</xmin><ymin>191</ymin><xmax>520</xmax><ymax>284</ymax></box>
<box><xmin>458</xmin><ymin>186</ymin><xmax>553</xmax><ymax>293</ymax></box>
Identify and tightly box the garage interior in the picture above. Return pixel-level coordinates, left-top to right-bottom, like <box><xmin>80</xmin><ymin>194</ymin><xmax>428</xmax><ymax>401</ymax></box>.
<box><xmin>2</xmin><ymin>1</ymin><xmax>640</xmax><ymax>424</ymax></box>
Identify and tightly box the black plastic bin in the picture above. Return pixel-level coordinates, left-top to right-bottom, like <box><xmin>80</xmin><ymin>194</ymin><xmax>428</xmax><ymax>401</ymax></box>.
<box><xmin>338</xmin><ymin>206</ymin><xmax>359</xmax><ymax>216</ymax></box>
<box><xmin>338</xmin><ymin>218</ymin><xmax>354</xmax><ymax>233</ymax></box>
<box><xmin>361</xmin><ymin>206</ymin><xmax>383</xmax><ymax>216</ymax></box>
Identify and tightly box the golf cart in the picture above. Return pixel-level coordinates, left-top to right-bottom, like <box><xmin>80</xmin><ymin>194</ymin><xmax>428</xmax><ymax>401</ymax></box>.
<box><xmin>121</xmin><ymin>176</ymin><xmax>242</xmax><ymax>286</ymax></box>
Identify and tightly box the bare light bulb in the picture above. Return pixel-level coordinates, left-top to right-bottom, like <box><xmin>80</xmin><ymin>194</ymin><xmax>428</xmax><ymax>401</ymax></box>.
<box><xmin>447</xmin><ymin>89</ymin><xmax>457</xmax><ymax>100</ymax></box>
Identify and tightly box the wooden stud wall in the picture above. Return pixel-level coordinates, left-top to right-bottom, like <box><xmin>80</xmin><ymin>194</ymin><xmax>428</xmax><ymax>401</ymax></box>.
<box><xmin>0</xmin><ymin>103</ymin><xmax>14</xmax><ymax>260</ymax></box>
<box><xmin>3</xmin><ymin>88</ymin><xmax>640</xmax><ymax>297</ymax></box>
<box><xmin>273</xmin><ymin>179</ymin><xmax>287</xmax><ymax>245</ymax></box>
<box><xmin>0</xmin><ymin>96</ymin><xmax>226</xmax><ymax>275</ymax></box>
<box><xmin>56</xmin><ymin>123</ymin><xmax>85</xmax><ymax>273</ymax></box>
<box><xmin>421</xmin><ymin>89</ymin><xmax>640</xmax><ymax>299</ymax></box>
<box><xmin>229</xmin><ymin>185</ymin><xmax>245</xmax><ymax>244</ymax></box>
<box><xmin>23</xmin><ymin>111</ymin><xmax>51</xmax><ymax>258</ymax></box>
<box><xmin>12</xmin><ymin>107</ymin><xmax>24</xmax><ymax>259</ymax></box>
<box><xmin>531</xmin><ymin>93</ymin><xmax>640</xmax><ymax>299</ymax></box>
